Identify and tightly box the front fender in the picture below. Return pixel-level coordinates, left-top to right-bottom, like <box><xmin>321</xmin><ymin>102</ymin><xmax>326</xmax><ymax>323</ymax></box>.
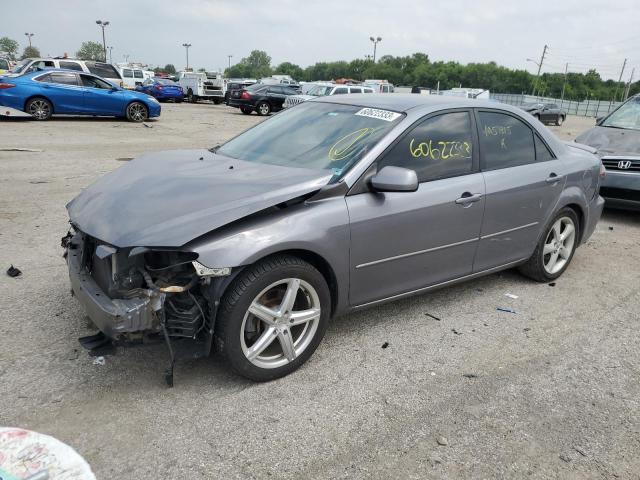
<box><xmin>184</xmin><ymin>195</ymin><xmax>351</xmax><ymax>314</ymax></box>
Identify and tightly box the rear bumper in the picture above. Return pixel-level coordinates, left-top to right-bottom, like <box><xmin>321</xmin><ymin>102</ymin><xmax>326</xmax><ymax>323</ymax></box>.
<box><xmin>583</xmin><ymin>195</ymin><xmax>605</xmax><ymax>243</ymax></box>
<box><xmin>227</xmin><ymin>99</ymin><xmax>252</xmax><ymax>109</ymax></box>
<box><xmin>66</xmin><ymin>235</ymin><xmax>161</xmax><ymax>339</ymax></box>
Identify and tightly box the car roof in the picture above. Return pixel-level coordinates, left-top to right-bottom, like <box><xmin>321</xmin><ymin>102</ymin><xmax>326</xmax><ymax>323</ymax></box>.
<box><xmin>21</xmin><ymin>68</ymin><xmax>99</xmax><ymax>78</ymax></box>
<box><xmin>312</xmin><ymin>94</ymin><xmax>502</xmax><ymax>113</ymax></box>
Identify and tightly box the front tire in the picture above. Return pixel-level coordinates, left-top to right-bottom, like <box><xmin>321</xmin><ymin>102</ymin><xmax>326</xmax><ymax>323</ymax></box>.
<box><xmin>556</xmin><ymin>115</ymin><xmax>564</xmax><ymax>126</ymax></box>
<box><xmin>215</xmin><ymin>255</ymin><xmax>330</xmax><ymax>381</ymax></box>
<box><xmin>256</xmin><ymin>101</ymin><xmax>271</xmax><ymax>116</ymax></box>
<box><xmin>26</xmin><ymin>97</ymin><xmax>52</xmax><ymax>120</ymax></box>
<box><xmin>519</xmin><ymin>207</ymin><xmax>579</xmax><ymax>282</ymax></box>
<box><xmin>126</xmin><ymin>101</ymin><xmax>148</xmax><ymax>122</ymax></box>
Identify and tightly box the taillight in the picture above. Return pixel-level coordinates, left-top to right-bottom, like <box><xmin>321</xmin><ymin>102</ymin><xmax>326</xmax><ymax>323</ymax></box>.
<box><xmin>154</xmin><ymin>85</ymin><xmax>162</xmax><ymax>90</ymax></box>
<box><xmin>599</xmin><ymin>162</ymin><xmax>606</xmax><ymax>178</ymax></box>
<box><xmin>0</xmin><ymin>83</ymin><xmax>16</xmax><ymax>89</ymax></box>
<box><xmin>241</xmin><ymin>91</ymin><xmax>251</xmax><ymax>100</ymax></box>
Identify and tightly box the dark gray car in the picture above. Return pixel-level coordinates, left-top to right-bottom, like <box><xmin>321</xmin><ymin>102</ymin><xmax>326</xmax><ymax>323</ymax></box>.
<box><xmin>63</xmin><ymin>95</ymin><xmax>604</xmax><ymax>383</ymax></box>
<box><xmin>575</xmin><ymin>94</ymin><xmax>640</xmax><ymax>210</ymax></box>
<box><xmin>522</xmin><ymin>102</ymin><xmax>567</xmax><ymax>126</ymax></box>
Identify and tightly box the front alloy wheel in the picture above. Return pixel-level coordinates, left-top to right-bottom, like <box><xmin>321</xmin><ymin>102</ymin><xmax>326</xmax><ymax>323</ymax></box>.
<box><xmin>126</xmin><ymin>102</ymin><xmax>148</xmax><ymax>122</ymax></box>
<box><xmin>215</xmin><ymin>255</ymin><xmax>330</xmax><ymax>381</ymax></box>
<box><xmin>257</xmin><ymin>101</ymin><xmax>271</xmax><ymax>116</ymax></box>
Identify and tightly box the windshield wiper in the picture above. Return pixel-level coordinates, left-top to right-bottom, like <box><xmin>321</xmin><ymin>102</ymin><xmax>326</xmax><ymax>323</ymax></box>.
<box><xmin>208</xmin><ymin>144</ymin><xmax>221</xmax><ymax>153</ymax></box>
<box><xmin>601</xmin><ymin>125</ymin><xmax>632</xmax><ymax>130</ymax></box>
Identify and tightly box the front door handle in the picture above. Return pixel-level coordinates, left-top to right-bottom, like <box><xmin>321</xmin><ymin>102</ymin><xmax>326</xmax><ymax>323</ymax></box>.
<box><xmin>455</xmin><ymin>192</ymin><xmax>483</xmax><ymax>206</ymax></box>
<box><xmin>545</xmin><ymin>173</ymin><xmax>564</xmax><ymax>184</ymax></box>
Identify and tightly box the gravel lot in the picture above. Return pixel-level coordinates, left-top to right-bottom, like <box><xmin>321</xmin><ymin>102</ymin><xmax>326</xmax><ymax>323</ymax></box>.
<box><xmin>1</xmin><ymin>104</ymin><xmax>639</xmax><ymax>479</ymax></box>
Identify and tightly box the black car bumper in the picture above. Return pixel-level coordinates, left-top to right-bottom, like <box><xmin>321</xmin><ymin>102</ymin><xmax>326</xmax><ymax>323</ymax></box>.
<box><xmin>227</xmin><ymin>99</ymin><xmax>253</xmax><ymax>109</ymax></box>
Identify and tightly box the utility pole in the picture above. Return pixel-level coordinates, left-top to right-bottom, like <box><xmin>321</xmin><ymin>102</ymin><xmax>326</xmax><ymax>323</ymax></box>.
<box><xmin>182</xmin><ymin>43</ymin><xmax>192</xmax><ymax>70</ymax></box>
<box><xmin>624</xmin><ymin>68</ymin><xmax>635</xmax><ymax>101</ymax></box>
<box><xmin>96</xmin><ymin>20</ymin><xmax>110</xmax><ymax>62</ymax></box>
<box><xmin>560</xmin><ymin>62</ymin><xmax>569</xmax><ymax>102</ymax></box>
<box><xmin>531</xmin><ymin>44</ymin><xmax>548</xmax><ymax>96</ymax></box>
<box><xmin>612</xmin><ymin>58</ymin><xmax>627</xmax><ymax>102</ymax></box>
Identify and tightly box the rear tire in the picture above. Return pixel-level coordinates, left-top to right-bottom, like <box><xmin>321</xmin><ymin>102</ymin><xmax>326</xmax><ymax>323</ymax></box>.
<box><xmin>240</xmin><ymin>107</ymin><xmax>252</xmax><ymax>115</ymax></box>
<box><xmin>256</xmin><ymin>101</ymin><xmax>271</xmax><ymax>116</ymax></box>
<box><xmin>519</xmin><ymin>207</ymin><xmax>579</xmax><ymax>282</ymax></box>
<box><xmin>125</xmin><ymin>101</ymin><xmax>148</xmax><ymax>122</ymax></box>
<box><xmin>26</xmin><ymin>97</ymin><xmax>52</xmax><ymax>120</ymax></box>
<box><xmin>187</xmin><ymin>89</ymin><xmax>196</xmax><ymax>103</ymax></box>
<box><xmin>215</xmin><ymin>255</ymin><xmax>330</xmax><ymax>381</ymax></box>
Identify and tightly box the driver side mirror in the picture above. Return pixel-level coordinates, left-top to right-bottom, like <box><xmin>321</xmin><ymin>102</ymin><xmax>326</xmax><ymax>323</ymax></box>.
<box><xmin>370</xmin><ymin>166</ymin><xmax>418</xmax><ymax>193</ymax></box>
<box><xmin>595</xmin><ymin>116</ymin><xmax>604</xmax><ymax>125</ymax></box>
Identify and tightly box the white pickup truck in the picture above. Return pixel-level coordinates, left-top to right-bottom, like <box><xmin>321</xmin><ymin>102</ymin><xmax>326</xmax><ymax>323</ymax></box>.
<box><xmin>177</xmin><ymin>71</ymin><xmax>225</xmax><ymax>104</ymax></box>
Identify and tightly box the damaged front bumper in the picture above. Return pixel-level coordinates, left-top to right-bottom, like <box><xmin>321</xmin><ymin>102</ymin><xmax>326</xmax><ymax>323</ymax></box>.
<box><xmin>66</xmin><ymin>232</ymin><xmax>163</xmax><ymax>339</ymax></box>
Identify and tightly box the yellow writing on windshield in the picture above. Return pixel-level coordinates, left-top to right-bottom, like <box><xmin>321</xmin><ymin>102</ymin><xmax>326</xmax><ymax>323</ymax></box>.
<box><xmin>409</xmin><ymin>139</ymin><xmax>472</xmax><ymax>160</ymax></box>
<box><xmin>328</xmin><ymin>128</ymin><xmax>376</xmax><ymax>161</ymax></box>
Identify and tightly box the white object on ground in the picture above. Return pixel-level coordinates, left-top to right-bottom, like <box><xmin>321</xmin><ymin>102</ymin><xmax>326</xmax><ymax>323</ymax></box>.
<box><xmin>504</xmin><ymin>293</ymin><xmax>519</xmax><ymax>299</ymax></box>
<box><xmin>0</xmin><ymin>427</ymin><xmax>96</xmax><ymax>479</ymax></box>
<box><xmin>92</xmin><ymin>356</ymin><xmax>105</xmax><ymax>366</ymax></box>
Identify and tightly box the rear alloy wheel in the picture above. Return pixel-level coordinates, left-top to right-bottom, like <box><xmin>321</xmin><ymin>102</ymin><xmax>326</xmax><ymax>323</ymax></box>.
<box><xmin>519</xmin><ymin>207</ymin><xmax>579</xmax><ymax>282</ymax></box>
<box><xmin>556</xmin><ymin>116</ymin><xmax>564</xmax><ymax>126</ymax></box>
<box><xmin>215</xmin><ymin>255</ymin><xmax>330</xmax><ymax>381</ymax></box>
<box><xmin>256</xmin><ymin>101</ymin><xmax>271</xmax><ymax>116</ymax></box>
<box><xmin>126</xmin><ymin>102</ymin><xmax>148</xmax><ymax>122</ymax></box>
<box><xmin>240</xmin><ymin>107</ymin><xmax>252</xmax><ymax>115</ymax></box>
<box><xmin>26</xmin><ymin>97</ymin><xmax>52</xmax><ymax>120</ymax></box>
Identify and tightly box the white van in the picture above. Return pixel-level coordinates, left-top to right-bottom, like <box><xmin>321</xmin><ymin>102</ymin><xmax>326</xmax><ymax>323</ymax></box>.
<box><xmin>176</xmin><ymin>71</ymin><xmax>225</xmax><ymax>104</ymax></box>
<box><xmin>363</xmin><ymin>79</ymin><xmax>395</xmax><ymax>93</ymax></box>
<box><xmin>10</xmin><ymin>57</ymin><xmax>123</xmax><ymax>87</ymax></box>
<box><xmin>117</xmin><ymin>65</ymin><xmax>154</xmax><ymax>89</ymax></box>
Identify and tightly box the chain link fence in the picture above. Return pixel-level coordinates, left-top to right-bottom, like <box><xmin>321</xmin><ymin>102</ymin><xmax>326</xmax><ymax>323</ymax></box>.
<box><xmin>491</xmin><ymin>93</ymin><xmax>622</xmax><ymax>118</ymax></box>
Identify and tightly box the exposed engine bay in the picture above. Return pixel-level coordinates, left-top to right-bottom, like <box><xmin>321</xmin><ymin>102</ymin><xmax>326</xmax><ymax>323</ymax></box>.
<box><xmin>62</xmin><ymin>227</ymin><xmax>230</xmax><ymax>386</ymax></box>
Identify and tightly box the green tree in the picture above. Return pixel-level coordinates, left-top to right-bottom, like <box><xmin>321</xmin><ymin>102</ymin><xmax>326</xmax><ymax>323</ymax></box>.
<box><xmin>76</xmin><ymin>41</ymin><xmax>105</xmax><ymax>61</ymax></box>
<box><xmin>273</xmin><ymin>61</ymin><xmax>303</xmax><ymax>80</ymax></box>
<box><xmin>164</xmin><ymin>63</ymin><xmax>176</xmax><ymax>74</ymax></box>
<box><xmin>226</xmin><ymin>50</ymin><xmax>272</xmax><ymax>79</ymax></box>
<box><xmin>0</xmin><ymin>37</ymin><xmax>19</xmax><ymax>60</ymax></box>
<box><xmin>21</xmin><ymin>46</ymin><xmax>41</xmax><ymax>59</ymax></box>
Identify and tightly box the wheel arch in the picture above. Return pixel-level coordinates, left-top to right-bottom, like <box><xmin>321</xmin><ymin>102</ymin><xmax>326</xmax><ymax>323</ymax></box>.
<box><xmin>24</xmin><ymin>95</ymin><xmax>54</xmax><ymax>114</ymax></box>
<box><xmin>124</xmin><ymin>99</ymin><xmax>149</xmax><ymax>117</ymax></box>
<box><xmin>563</xmin><ymin>202</ymin><xmax>585</xmax><ymax>243</ymax></box>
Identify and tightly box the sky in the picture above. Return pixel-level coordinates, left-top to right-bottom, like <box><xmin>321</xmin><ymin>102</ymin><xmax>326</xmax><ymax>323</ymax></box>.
<box><xmin>2</xmin><ymin>0</ymin><xmax>638</xmax><ymax>80</ymax></box>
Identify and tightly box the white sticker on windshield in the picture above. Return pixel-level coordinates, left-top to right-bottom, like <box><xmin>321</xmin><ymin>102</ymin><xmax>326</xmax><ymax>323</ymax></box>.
<box><xmin>355</xmin><ymin>107</ymin><xmax>401</xmax><ymax>122</ymax></box>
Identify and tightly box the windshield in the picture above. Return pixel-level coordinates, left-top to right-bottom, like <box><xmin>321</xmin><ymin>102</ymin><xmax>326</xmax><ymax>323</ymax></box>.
<box><xmin>217</xmin><ymin>102</ymin><xmax>404</xmax><ymax>177</ymax></box>
<box><xmin>308</xmin><ymin>85</ymin><xmax>334</xmax><ymax>96</ymax></box>
<box><xmin>12</xmin><ymin>59</ymin><xmax>31</xmax><ymax>74</ymax></box>
<box><xmin>602</xmin><ymin>97</ymin><xmax>640</xmax><ymax>131</ymax></box>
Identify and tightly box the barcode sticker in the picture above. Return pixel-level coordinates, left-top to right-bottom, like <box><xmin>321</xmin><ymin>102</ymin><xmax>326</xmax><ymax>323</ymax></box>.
<box><xmin>355</xmin><ymin>108</ymin><xmax>402</xmax><ymax>122</ymax></box>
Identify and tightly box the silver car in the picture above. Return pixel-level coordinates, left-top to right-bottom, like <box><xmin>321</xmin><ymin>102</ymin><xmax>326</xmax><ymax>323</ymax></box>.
<box><xmin>63</xmin><ymin>95</ymin><xmax>604</xmax><ymax>383</ymax></box>
<box><xmin>576</xmin><ymin>94</ymin><xmax>640</xmax><ymax>210</ymax></box>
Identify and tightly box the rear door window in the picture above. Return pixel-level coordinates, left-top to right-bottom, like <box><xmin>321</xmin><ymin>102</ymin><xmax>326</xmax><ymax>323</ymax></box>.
<box><xmin>333</xmin><ymin>87</ymin><xmax>348</xmax><ymax>94</ymax></box>
<box><xmin>134</xmin><ymin>70</ymin><xmax>144</xmax><ymax>79</ymax></box>
<box><xmin>123</xmin><ymin>69</ymin><xmax>133</xmax><ymax>78</ymax></box>
<box><xmin>80</xmin><ymin>74</ymin><xmax>114</xmax><ymax>89</ymax></box>
<box><xmin>349</xmin><ymin>87</ymin><xmax>362</xmax><ymax>93</ymax></box>
<box><xmin>59</xmin><ymin>61</ymin><xmax>83</xmax><ymax>71</ymax></box>
<box><xmin>378</xmin><ymin>111</ymin><xmax>475</xmax><ymax>183</ymax></box>
<box><xmin>477</xmin><ymin>111</ymin><xmax>536</xmax><ymax>170</ymax></box>
<box><xmin>534</xmin><ymin>135</ymin><xmax>556</xmax><ymax>162</ymax></box>
<box><xmin>49</xmin><ymin>73</ymin><xmax>79</xmax><ymax>86</ymax></box>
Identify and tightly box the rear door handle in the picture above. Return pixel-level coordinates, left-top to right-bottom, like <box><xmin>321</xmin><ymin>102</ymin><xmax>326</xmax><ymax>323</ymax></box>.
<box><xmin>455</xmin><ymin>192</ymin><xmax>483</xmax><ymax>206</ymax></box>
<box><xmin>545</xmin><ymin>173</ymin><xmax>564</xmax><ymax>184</ymax></box>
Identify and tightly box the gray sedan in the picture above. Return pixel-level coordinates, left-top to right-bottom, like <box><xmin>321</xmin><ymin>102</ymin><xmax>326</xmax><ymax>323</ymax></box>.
<box><xmin>63</xmin><ymin>95</ymin><xmax>604</xmax><ymax>383</ymax></box>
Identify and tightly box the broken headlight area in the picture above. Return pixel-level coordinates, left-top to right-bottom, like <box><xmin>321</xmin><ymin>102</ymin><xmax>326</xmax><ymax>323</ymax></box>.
<box><xmin>63</xmin><ymin>228</ymin><xmax>221</xmax><ymax>385</ymax></box>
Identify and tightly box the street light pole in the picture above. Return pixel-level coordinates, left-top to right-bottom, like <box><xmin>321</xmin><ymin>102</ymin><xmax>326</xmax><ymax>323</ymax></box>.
<box><xmin>182</xmin><ymin>43</ymin><xmax>192</xmax><ymax>70</ymax></box>
<box><xmin>369</xmin><ymin>36</ymin><xmax>382</xmax><ymax>62</ymax></box>
<box><xmin>528</xmin><ymin>44</ymin><xmax>547</xmax><ymax>96</ymax></box>
<box><xmin>24</xmin><ymin>33</ymin><xmax>34</xmax><ymax>48</ymax></box>
<box><xmin>95</xmin><ymin>20</ymin><xmax>110</xmax><ymax>62</ymax></box>
<box><xmin>107</xmin><ymin>46</ymin><xmax>114</xmax><ymax>64</ymax></box>
<box><xmin>227</xmin><ymin>54</ymin><xmax>233</xmax><ymax>69</ymax></box>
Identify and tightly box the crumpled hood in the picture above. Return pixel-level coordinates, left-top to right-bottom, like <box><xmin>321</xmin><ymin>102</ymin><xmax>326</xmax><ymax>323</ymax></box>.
<box><xmin>575</xmin><ymin>126</ymin><xmax>640</xmax><ymax>157</ymax></box>
<box><xmin>67</xmin><ymin>149</ymin><xmax>332</xmax><ymax>247</ymax></box>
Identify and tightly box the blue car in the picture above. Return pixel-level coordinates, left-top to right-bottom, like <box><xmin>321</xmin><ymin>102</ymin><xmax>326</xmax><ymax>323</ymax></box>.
<box><xmin>0</xmin><ymin>69</ymin><xmax>161</xmax><ymax>121</ymax></box>
<box><xmin>135</xmin><ymin>77</ymin><xmax>184</xmax><ymax>102</ymax></box>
